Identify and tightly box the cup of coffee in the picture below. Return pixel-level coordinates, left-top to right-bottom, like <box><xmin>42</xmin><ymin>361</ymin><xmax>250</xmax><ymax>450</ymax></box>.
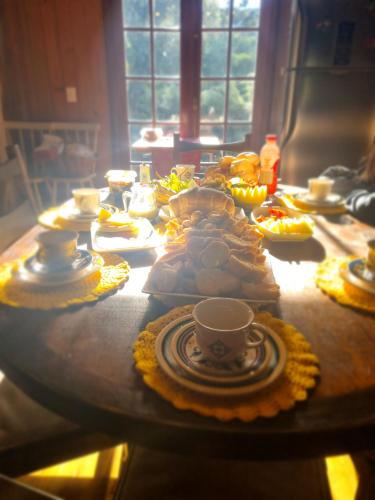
<box><xmin>308</xmin><ymin>177</ymin><xmax>334</xmax><ymax>200</ymax></box>
<box><xmin>72</xmin><ymin>188</ymin><xmax>100</xmax><ymax>215</ymax></box>
<box><xmin>171</xmin><ymin>164</ymin><xmax>196</xmax><ymax>181</ymax></box>
<box><xmin>192</xmin><ymin>298</ymin><xmax>267</xmax><ymax>363</ymax></box>
<box><xmin>366</xmin><ymin>239</ymin><xmax>375</xmax><ymax>274</ymax></box>
<box><xmin>36</xmin><ymin>230</ymin><xmax>78</xmax><ymax>266</ymax></box>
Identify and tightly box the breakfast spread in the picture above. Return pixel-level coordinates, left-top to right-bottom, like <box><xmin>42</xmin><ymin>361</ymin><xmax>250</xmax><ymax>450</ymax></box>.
<box><xmin>147</xmin><ymin>187</ymin><xmax>280</xmax><ymax>300</ymax></box>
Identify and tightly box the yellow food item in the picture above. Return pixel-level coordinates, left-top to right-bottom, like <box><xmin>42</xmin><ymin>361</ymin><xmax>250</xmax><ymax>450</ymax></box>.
<box><xmin>97</xmin><ymin>207</ymin><xmax>112</xmax><ymax>221</ymax></box>
<box><xmin>260</xmin><ymin>217</ymin><xmax>313</xmax><ymax>235</ymax></box>
<box><xmin>231</xmin><ymin>185</ymin><xmax>268</xmax><ymax>207</ymax></box>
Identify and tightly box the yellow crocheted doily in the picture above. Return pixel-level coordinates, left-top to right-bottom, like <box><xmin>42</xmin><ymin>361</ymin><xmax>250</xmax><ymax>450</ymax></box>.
<box><xmin>133</xmin><ymin>305</ymin><xmax>320</xmax><ymax>422</ymax></box>
<box><xmin>316</xmin><ymin>256</ymin><xmax>375</xmax><ymax>313</ymax></box>
<box><xmin>0</xmin><ymin>253</ymin><xmax>130</xmax><ymax>310</ymax></box>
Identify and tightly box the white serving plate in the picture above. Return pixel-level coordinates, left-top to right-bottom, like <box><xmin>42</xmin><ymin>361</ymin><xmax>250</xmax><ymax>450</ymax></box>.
<box><xmin>91</xmin><ymin>217</ymin><xmax>165</xmax><ymax>253</ymax></box>
<box><xmin>251</xmin><ymin>206</ymin><xmax>314</xmax><ymax>242</ymax></box>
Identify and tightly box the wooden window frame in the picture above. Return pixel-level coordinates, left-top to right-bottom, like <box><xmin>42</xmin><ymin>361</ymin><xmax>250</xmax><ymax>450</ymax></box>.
<box><xmin>104</xmin><ymin>0</ymin><xmax>282</xmax><ymax>164</ymax></box>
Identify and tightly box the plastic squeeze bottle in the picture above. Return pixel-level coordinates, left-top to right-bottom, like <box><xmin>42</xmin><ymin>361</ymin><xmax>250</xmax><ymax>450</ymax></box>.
<box><xmin>259</xmin><ymin>134</ymin><xmax>280</xmax><ymax>195</ymax></box>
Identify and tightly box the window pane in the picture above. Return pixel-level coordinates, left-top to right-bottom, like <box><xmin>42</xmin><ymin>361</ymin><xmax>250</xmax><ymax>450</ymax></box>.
<box><xmin>125</xmin><ymin>32</ymin><xmax>150</xmax><ymax>76</ymax></box>
<box><xmin>154</xmin><ymin>0</ymin><xmax>180</xmax><ymax>28</ymax></box>
<box><xmin>123</xmin><ymin>0</ymin><xmax>150</xmax><ymax>27</ymax></box>
<box><xmin>232</xmin><ymin>0</ymin><xmax>261</xmax><ymax>28</ymax></box>
<box><xmin>155</xmin><ymin>33</ymin><xmax>180</xmax><ymax>77</ymax></box>
<box><xmin>200</xmin><ymin>124</ymin><xmax>224</xmax><ymax>141</ymax></box>
<box><xmin>200</xmin><ymin>81</ymin><xmax>225</xmax><ymax>122</ymax></box>
<box><xmin>202</xmin><ymin>32</ymin><xmax>229</xmax><ymax>77</ymax></box>
<box><xmin>227</xmin><ymin>124</ymin><xmax>252</xmax><ymax>142</ymax></box>
<box><xmin>127</xmin><ymin>81</ymin><xmax>152</xmax><ymax>120</ymax></box>
<box><xmin>231</xmin><ymin>32</ymin><xmax>258</xmax><ymax>77</ymax></box>
<box><xmin>228</xmin><ymin>80</ymin><xmax>254</xmax><ymax>121</ymax></box>
<box><xmin>156</xmin><ymin>123</ymin><xmax>179</xmax><ymax>136</ymax></box>
<box><xmin>155</xmin><ymin>81</ymin><xmax>180</xmax><ymax>121</ymax></box>
<box><xmin>202</xmin><ymin>0</ymin><xmax>230</xmax><ymax>28</ymax></box>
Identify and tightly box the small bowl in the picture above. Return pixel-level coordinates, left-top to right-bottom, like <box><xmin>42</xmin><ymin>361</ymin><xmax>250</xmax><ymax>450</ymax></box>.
<box><xmin>251</xmin><ymin>206</ymin><xmax>314</xmax><ymax>242</ymax></box>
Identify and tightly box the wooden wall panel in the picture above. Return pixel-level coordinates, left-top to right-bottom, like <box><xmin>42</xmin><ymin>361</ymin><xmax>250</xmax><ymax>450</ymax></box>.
<box><xmin>0</xmin><ymin>0</ymin><xmax>112</xmax><ymax>174</ymax></box>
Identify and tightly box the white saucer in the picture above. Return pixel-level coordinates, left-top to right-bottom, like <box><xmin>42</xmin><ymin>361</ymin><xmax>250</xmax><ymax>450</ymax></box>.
<box><xmin>14</xmin><ymin>251</ymin><xmax>103</xmax><ymax>287</ymax></box>
<box><xmin>155</xmin><ymin>315</ymin><xmax>287</xmax><ymax>397</ymax></box>
<box><xmin>295</xmin><ymin>192</ymin><xmax>345</xmax><ymax>207</ymax></box>
<box><xmin>60</xmin><ymin>201</ymin><xmax>117</xmax><ymax>221</ymax></box>
<box><xmin>169</xmin><ymin>321</ymin><xmax>272</xmax><ymax>384</ymax></box>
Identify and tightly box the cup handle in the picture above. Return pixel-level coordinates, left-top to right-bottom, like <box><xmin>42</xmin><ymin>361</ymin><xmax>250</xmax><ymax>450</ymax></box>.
<box><xmin>245</xmin><ymin>322</ymin><xmax>268</xmax><ymax>348</ymax></box>
<box><xmin>122</xmin><ymin>191</ymin><xmax>131</xmax><ymax>213</ymax></box>
<box><xmin>171</xmin><ymin>167</ymin><xmax>177</xmax><ymax>176</ymax></box>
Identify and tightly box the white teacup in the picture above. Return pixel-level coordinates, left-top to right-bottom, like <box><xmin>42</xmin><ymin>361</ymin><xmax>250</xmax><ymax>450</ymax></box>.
<box><xmin>192</xmin><ymin>298</ymin><xmax>267</xmax><ymax>363</ymax></box>
<box><xmin>308</xmin><ymin>177</ymin><xmax>334</xmax><ymax>200</ymax></box>
<box><xmin>171</xmin><ymin>164</ymin><xmax>195</xmax><ymax>181</ymax></box>
<box><xmin>72</xmin><ymin>188</ymin><xmax>100</xmax><ymax>215</ymax></box>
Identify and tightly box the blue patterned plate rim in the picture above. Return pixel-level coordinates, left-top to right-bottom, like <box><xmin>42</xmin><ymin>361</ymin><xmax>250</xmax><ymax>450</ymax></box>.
<box><xmin>170</xmin><ymin>321</ymin><xmax>273</xmax><ymax>385</ymax></box>
<box><xmin>155</xmin><ymin>315</ymin><xmax>287</xmax><ymax>398</ymax></box>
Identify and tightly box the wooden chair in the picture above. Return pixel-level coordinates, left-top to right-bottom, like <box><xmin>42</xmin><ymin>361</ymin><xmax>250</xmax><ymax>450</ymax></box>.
<box><xmin>47</xmin><ymin>122</ymin><xmax>100</xmax><ymax>204</ymax></box>
<box><xmin>5</xmin><ymin>122</ymin><xmax>100</xmax><ymax>205</ymax></box>
<box><xmin>172</xmin><ymin>132</ymin><xmax>252</xmax><ymax>166</ymax></box>
<box><xmin>14</xmin><ymin>145</ymin><xmax>47</xmax><ymax>214</ymax></box>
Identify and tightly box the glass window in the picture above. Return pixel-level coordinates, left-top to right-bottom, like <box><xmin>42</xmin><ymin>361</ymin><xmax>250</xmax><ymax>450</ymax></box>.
<box><xmin>154</xmin><ymin>0</ymin><xmax>180</xmax><ymax>28</ymax></box>
<box><xmin>201</xmin><ymin>32</ymin><xmax>229</xmax><ymax>77</ymax></box>
<box><xmin>202</xmin><ymin>0</ymin><xmax>230</xmax><ymax>28</ymax></box>
<box><xmin>155</xmin><ymin>81</ymin><xmax>180</xmax><ymax>121</ymax></box>
<box><xmin>230</xmin><ymin>32</ymin><xmax>258</xmax><ymax>77</ymax></box>
<box><xmin>154</xmin><ymin>33</ymin><xmax>180</xmax><ymax>77</ymax></box>
<box><xmin>200</xmin><ymin>81</ymin><xmax>226</xmax><ymax>122</ymax></box>
<box><xmin>123</xmin><ymin>0</ymin><xmax>149</xmax><ymax>27</ymax></box>
<box><xmin>125</xmin><ymin>32</ymin><xmax>151</xmax><ymax>76</ymax></box>
<box><xmin>127</xmin><ymin>81</ymin><xmax>152</xmax><ymax>120</ymax></box>
<box><xmin>232</xmin><ymin>0</ymin><xmax>261</xmax><ymax>29</ymax></box>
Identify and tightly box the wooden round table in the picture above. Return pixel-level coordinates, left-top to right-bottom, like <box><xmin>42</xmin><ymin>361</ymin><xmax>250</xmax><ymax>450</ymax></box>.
<box><xmin>0</xmin><ymin>219</ymin><xmax>375</xmax><ymax>461</ymax></box>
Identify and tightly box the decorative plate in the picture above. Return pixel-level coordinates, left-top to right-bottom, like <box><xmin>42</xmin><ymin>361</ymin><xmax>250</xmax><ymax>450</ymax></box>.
<box><xmin>155</xmin><ymin>315</ymin><xmax>287</xmax><ymax>397</ymax></box>
<box><xmin>14</xmin><ymin>250</ymin><xmax>103</xmax><ymax>287</ymax></box>
<box><xmin>169</xmin><ymin>321</ymin><xmax>273</xmax><ymax>384</ymax></box>
<box><xmin>340</xmin><ymin>258</ymin><xmax>375</xmax><ymax>296</ymax></box>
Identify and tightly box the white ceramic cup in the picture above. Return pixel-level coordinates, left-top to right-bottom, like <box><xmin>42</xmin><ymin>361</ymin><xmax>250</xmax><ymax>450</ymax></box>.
<box><xmin>72</xmin><ymin>188</ymin><xmax>100</xmax><ymax>215</ymax></box>
<box><xmin>308</xmin><ymin>177</ymin><xmax>334</xmax><ymax>200</ymax></box>
<box><xmin>192</xmin><ymin>298</ymin><xmax>267</xmax><ymax>363</ymax></box>
<box><xmin>171</xmin><ymin>164</ymin><xmax>195</xmax><ymax>181</ymax></box>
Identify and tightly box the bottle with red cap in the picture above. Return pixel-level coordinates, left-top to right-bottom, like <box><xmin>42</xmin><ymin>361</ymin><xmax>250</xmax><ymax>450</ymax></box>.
<box><xmin>259</xmin><ymin>134</ymin><xmax>280</xmax><ymax>195</ymax></box>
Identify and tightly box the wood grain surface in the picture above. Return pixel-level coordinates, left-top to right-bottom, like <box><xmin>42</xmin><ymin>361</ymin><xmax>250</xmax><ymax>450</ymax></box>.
<box><xmin>0</xmin><ymin>217</ymin><xmax>375</xmax><ymax>460</ymax></box>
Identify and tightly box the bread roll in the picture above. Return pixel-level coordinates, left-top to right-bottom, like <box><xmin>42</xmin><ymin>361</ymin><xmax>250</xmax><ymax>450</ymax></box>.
<box><xmin>169</xmin><ymin>187</ymin><xmax>235</xmax><ymax>217</ymax></box>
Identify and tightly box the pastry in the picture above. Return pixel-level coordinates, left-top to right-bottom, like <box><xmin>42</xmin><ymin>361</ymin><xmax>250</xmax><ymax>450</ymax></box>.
<box><xmin>226</xmin><ymin>254</ymin><xmax>267</xmax><ymax>282</ymax></box>
<box><xmin>200</xmin><ymin>240</ymin><xmax>230</xmax><ymax>268</ymax></box>
<box><xmin>241</xmin><ymin>281</ymin><xmax>280</xmax><ymax>300</ymax></box>
<box><xmin>169</xmin><ymin>187</ymin><xmax>235</xmax><ymax>217</ymax></box>
<box><xmin>196</xmin><ymin>268</ymin><xmax>240</xmax><ymax>296</ymax></box>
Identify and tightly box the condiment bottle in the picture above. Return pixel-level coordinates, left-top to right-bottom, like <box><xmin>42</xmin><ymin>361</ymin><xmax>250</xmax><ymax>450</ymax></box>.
<box><xmin>140</xmin><ymin>163</ymin><xmax>151</xmax><ymax>185</ymax></box>
<box><xmin>259</xmin><ymin>134</ymin><xmax>280</xmax><ymax>195</ymax></box>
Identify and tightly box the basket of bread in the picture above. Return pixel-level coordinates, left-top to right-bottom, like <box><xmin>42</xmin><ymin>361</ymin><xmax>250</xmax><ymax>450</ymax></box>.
<box><xmin>143</xmin><ymin>187</ymin><xmax>280</xmax><ymax>304</ymax></box>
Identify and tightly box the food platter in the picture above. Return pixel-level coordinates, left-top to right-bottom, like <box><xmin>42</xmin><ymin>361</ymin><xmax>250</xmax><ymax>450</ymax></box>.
<box><xmin>251</xmin><ymin>206</ymin><xmax>314</xmax><ymax>242</ymax></box>
<box><xmin>143</xmin><ymin>254</ymin><xmax>278</xmax><ymax>306</ymax></box>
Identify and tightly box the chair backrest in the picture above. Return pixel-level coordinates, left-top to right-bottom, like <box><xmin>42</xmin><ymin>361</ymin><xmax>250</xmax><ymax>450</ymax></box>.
<box><xmin>173</xmin><ymin>132</ymin><xmax>252</xmax><ymax>164</ymax></box>
<box><xmin>4</xmin><ymin>121</ymin><xmax>101</xmax><ymax>162</ymax></box>
<box><xmin>14</xmin><ymin>144</ymin><xmax>40</xmax><ymax>213</ymax></box>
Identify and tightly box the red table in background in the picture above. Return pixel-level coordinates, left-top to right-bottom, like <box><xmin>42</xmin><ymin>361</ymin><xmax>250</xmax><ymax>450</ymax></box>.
<box><xmin>132</xmin><ymin>135</ymin><xmax>220</xmax><ymax>176</ymax></box>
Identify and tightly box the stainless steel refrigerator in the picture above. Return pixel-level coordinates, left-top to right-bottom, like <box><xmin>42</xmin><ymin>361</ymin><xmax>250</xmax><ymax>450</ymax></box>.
<box><xmin>280</xmin><ymin>0</ymin><xmax>375</xmax><ymax>186</ymax></box>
